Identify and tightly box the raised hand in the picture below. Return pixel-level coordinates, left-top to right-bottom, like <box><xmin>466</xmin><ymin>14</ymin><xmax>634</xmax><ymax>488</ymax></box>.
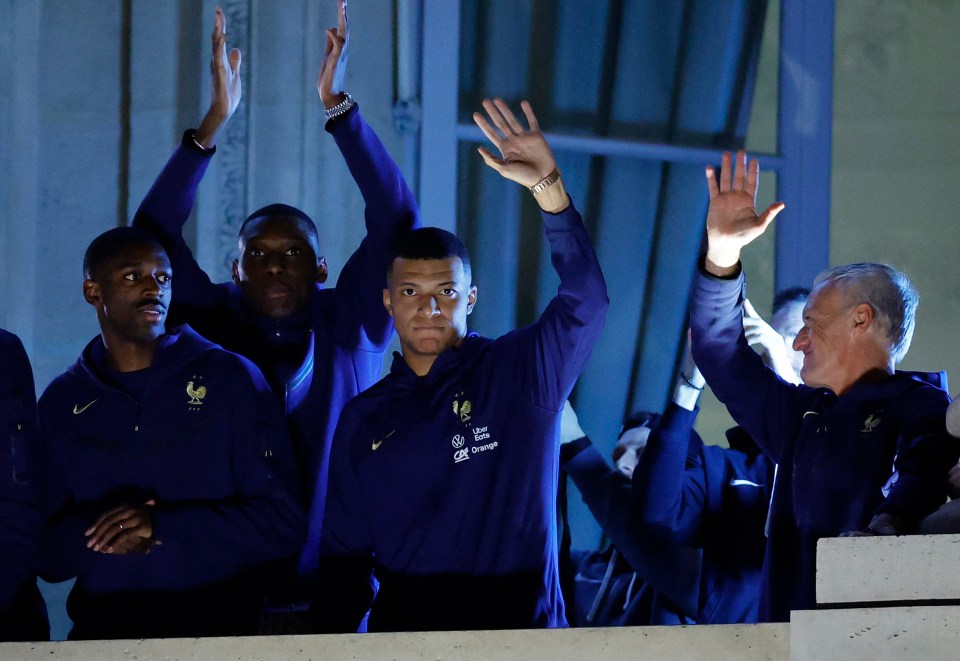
<box><xmin>704</xmin><ymin>150</ymin><xmax>785</xmax><ymax>275</ymax></box>
<box><xmin>473</xmin><ymin>98</ymin><xmax>569</xmax><ymax>212</ymax></box>
<box><xmin>318</xmin><ymin>0</ymin><xmax>350</xmax><ymax>109</ymax></box>
<box><xmin>473</xmin><ymin>99</ymin><xmax>556</xmax><ymax>187</ymax></box>
<box><xmin>196</xmin><ymin>6</ymin><xmax>242</xmax><ymax>148</ymax></box>
<box><xmin>85</xmin><ymin>500</ymin><xmax>160</xmax><ymax>555</ymax></box>
<box><xmin>743</xmin><ymin>299</ymin><xmax>802</xmax><ymax>385</ymax></box>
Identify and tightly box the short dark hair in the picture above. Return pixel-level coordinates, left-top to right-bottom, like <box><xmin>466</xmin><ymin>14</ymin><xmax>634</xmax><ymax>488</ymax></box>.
<box><xmin>83</xmin><ymin>227</ymin><xmax>166</xmax><ymax>278</ymax></box>
<box><xmin>238</xmin><ymin>203</ymin><xmax>320</xmax><ymax>249</ymax></box>
<box><xmin>620</xmin><ymin>410</ymin><xmax>661</xmax><ymax>436</ymax></box>
<box><xmin>388</xmin><ymin>227</ymin><xmax>472</xmax><ymax>281</ymax></box>
<box><xmin>772</xmin><ymin>287</ymin><xmax>810</xmax><ymax>315</ymax></box>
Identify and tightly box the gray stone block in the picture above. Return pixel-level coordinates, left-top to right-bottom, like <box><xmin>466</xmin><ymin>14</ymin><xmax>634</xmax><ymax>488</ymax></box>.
<box><xmin>791</xmin><ymin>606</ymin><xmax>960</xmax><ymax>661</ymax></box>
<box><xmin>817</xmin><ymin>535</ymin><xmax>960</xmax><ymax>605</ymax></box>
<box><xmin>0</xmin><ymin>624</ymin><xmax>790</xmax><ymax>661</ymax></box>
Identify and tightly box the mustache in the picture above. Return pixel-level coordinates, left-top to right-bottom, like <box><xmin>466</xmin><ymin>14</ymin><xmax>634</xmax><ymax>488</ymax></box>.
<box><xmin>137</xmin><ymin>298</ymin><xmax>166</xmax><ymax>311</ymax></box>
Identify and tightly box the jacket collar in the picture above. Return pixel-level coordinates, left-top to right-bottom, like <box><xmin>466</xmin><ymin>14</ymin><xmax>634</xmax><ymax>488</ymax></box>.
<box><xmin>68</xmin><ymin>324</ymin><xmax>216</xmax><ymax>391</ymax></box>
<box><xmin>389</xmin><ymin>332</ymin><xmax>483</xmax><ymax>386</ymax></box>
<box><xmin>835</xmin><ymin>369</ymin><xmax>949</xmax><ymax>402</ymax></box>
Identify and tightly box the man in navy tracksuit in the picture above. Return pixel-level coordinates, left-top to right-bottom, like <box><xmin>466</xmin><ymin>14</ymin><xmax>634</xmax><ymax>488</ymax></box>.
<box><xmin>691</xmin><ymin>150</ymin><xmax>958</xmax><ymax>621</ymax></box>
<box><xmin>316</xmin><ymin>99</ymin><xmax>608</xmax><ymax>631</ymax></box>
<box><xmin>0</xmin><ymin>329</ymin><xmax>48</xmax><ymax>641</ymax></box>
<box><xmin>560</xmin><ymin>344</ymin><xmax>777</xmax><ymax>625</ymax></box>
<box><xmin>559</xmin><ymin>405</ymin><xmax>702</xmax><ymax>626</ymax></box>
<box><xmin>630</xmin><ymin>377</ymin><xmax>773</xmax><ymax>624</ymax></box>
<box><xmin>561</xmin><ymin>298</ymin><xmax>802</xmax><ymax>626</ymax></box>
<box><xmin>36</xmin><ymin>228</ymin><xmax>304</xmax><ymax>639</ymax></box>
<box><xmin>131</xmin><ymin>10</ymin><xmax>419</xmax><ymax>609</ymax></box>
<box><xmin>131</xmin><ymin>5</ymin><xmax>419</xmax><ymax>528</ymax></box>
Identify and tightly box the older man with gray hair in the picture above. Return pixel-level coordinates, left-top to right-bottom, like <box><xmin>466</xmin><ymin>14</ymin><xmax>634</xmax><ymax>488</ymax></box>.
<box><xmin>689</xmin><ymin>150</ymin><xmax>959</xmax><ymax>622</ymax></box>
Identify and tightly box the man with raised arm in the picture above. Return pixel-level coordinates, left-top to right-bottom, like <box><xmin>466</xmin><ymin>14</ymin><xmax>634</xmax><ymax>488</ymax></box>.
<box><xmin>560</xmin><ymin>299</ymin><xmax>801</xmax><ymax>626</ymax></box>
<box><xmin>132</xmin><ymin>4</ymin><xmax>420</xmax><ymax>529</ymax></box>
<box><xmin>36</xmin><ymin>228</ymin><xmax>304</xmax><ymax>639</ymax></box>
<box><xmin>316</xmin><ymin>99</ymin><xmax>608</xmax><ymax>632</ymax></box>
<box><xmin>690</xmin><ymin>150</ymin><xmax>958</xmax><ymax>621</ymax></box>
<box><xmin>0</xmin><ymin>330</ymin><xmax>48</xmax><ymax>641</ymax></box>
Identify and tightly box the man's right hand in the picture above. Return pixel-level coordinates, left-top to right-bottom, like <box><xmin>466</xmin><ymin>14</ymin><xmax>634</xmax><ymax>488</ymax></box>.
<box><xmin>703</xmin><ymin>150</ymin><xmax>785</xmax><ymax>277</ymax></box>
<box><xmin>195</xmin><ymin>6</ymin><xmax>243</xmax><ymax>148</ymax></box>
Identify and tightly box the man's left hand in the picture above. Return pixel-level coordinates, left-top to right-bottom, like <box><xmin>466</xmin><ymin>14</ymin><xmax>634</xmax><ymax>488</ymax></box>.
<box><xmin>85</xmin><ymin>500</ymin><xmax>160</xmax><ymax>555</ymax></box>
<box><xmin>473</xmin><ymin>99</ymin><xmax>555</xmax><ymax>187</ymax></box>
<box><xmin>472</xmin><ymin>99</ymin><xmax>569</xmax><ymax>213</ymax></box>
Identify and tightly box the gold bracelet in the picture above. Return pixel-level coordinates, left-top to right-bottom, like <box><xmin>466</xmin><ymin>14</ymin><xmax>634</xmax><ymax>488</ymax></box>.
<box><xmin>529</xmin><ymin>168</ymin><xmax>561</xmax><ymax>196</ymax></box>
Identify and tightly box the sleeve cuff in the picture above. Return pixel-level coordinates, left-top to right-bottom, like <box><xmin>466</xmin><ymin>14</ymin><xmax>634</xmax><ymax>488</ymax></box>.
<box><xmin>540</xmin><ymin>198</ymin><xmax>580</xmax><ymax>228</ymax></box>
<box><xmin>560</xmin><ymin>435</ymin><xmax>592</xmax><ymax>464</ymax></box>
<box><xmin>324</xmin><ymin>102</ymin><xmax>361</xmax><ymax>135</ymax></box>
<box><xmin>697</xmin><ymin>254</ymin><xmax>742</xmax><ymax>280</ymax></box>
<box><xmin>182</xmin><ymin>129</ymin><xmax>217</xmax><ymax>156</ymax></box>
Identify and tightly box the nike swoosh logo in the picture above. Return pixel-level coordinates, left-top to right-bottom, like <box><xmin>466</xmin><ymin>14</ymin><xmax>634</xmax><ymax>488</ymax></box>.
<box><xmin>729</xmin><ymin>479</ymin><xmax>762</xmax><ymax>487</ymax></box>
<box><xmin>73</xmin><ymin>399</ymin><xmax>99</xmax><ymax>415</ymax></box>
<box><xmin>371</xmin><ymin>429</ymin><xmax>396</xmax><ymax>451</ymax></box>
<box><xmin>803</xmin><ymin>411</ymin><xmax>819</xmax><ymax>418</ymax></box>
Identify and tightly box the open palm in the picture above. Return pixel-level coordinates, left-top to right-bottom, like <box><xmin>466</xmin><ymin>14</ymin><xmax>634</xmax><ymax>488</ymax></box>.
<box><xmin>195</xmin><ymin>6</ymin><xmax>241</xmax><ymax>147</ymax></box>
<box><xmin>317</xmin><ymin>0</ymin><xmax>349</xmax><ymax>107</ymax></box>
<box><xmin>473</xmin><ymin>98</ymin><xmax>556</xmax><ymax>187</ymax></box>
<box><xmin>705</xmin><ymin>150</ymin><xmax>784</xmax><ymax>269</ymax></box>
<box><xmin>209</xmin><ymin>6</ymin><xmax>242</xmax><ymax>121</ymax></box>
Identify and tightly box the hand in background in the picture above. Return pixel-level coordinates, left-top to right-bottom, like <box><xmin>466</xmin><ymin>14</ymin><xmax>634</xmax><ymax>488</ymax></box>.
<box><xmin>743</xmin><ymin>299</ymin><xmax>802</xmax><ymax>385</ymax></box>
<box><xmin>195</xmin><ymin>6</ymin><xmax>242</xmax><ymax>148</ymax></box>
<box><xmin>318</xmin><ymin>0</ymin><xmax>350</xmax><ymax>109</ymax></box>
<box><xmin>839</xmin><ymin>512</ymin><xmax>904</xmax><ymax>537</ymax></box>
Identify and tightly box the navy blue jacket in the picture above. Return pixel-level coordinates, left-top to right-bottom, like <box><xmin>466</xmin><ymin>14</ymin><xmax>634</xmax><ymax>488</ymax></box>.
<box><xmin>0</xmin><ymin>329</ymin><xmax>48</xmax><ymax>640</ymax></box>
<box><xmin>690</xmin><ymin>266</ymin><xmax>957</xmax><ymax>621</ymax></box>
<box><xmin>132</xmin><ymin>108</ymin><xmax>420</xmax><ymax>567</ymax></box>
<box><xmin>318</xmin><ymin>203</ymin><xmax>608</xmax><ymax>631</ymax></box>
<box><xmin>560</xmin><ymin>437</ymin><xmax>701</xmax><ymax>625</ymax></box>
<box><xmin>36</xmin><ymin>326</ymin><xmax>305</xmax><ymax>638</ymax></box>
<box><xmin>632</xmin><ymin>403</ymin><xmax>773</xmax><ymax>623</ymax></box>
